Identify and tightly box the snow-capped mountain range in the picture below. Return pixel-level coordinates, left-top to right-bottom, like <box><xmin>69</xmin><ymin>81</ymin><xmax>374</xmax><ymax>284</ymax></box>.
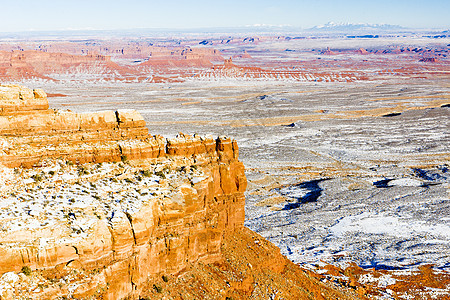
<box><xmin>310</xmin><ymin>22</ymin><xmax>403</xmax><ymax>31</ymax></box>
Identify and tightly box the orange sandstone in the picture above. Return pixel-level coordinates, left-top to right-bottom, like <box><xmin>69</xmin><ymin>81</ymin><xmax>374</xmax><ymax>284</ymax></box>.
<box><xmin>0</xmin><ymin>85</ymin><xmax>362</xmax><ymax>299</ymax></box>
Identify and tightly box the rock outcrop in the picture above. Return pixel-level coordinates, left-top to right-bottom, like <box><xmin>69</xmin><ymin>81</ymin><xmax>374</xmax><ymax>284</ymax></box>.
<box><xmin>0</xmin><ymin>51</ymin><xmax>133</xmax><ymax>81</ymax></box>
<box><xmin>0</xmin><ymin>85</ymin><xmax>48</xmax><ymax>113</ymax></box>
<box><xmin>356</xmin><ymin>48</ymin><xmax>369</xmax><ymax>55</ymax></box>
<box><xmin>0</xmin><ymin>85</ymin><xmax>361</xmax><ymax>299</ymax></box>
<box><xmin>321</xmin><ymin>47</ymin><xmax>337</xmax><ymax>55</ymax></box>
<box><xmin>0</xmin><ymin>84</ymin><xmax>160</xmax><ymax>168</ymax></box>
<box><xmin>200</xmin><ymin>58</ymin><xmax>362</xmax><ymax>82</ymax></box>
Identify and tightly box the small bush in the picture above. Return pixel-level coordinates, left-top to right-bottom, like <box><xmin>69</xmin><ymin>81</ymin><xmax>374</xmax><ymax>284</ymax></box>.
<box><xmin>155</xmin><ymin>171</ymin><xmax>165</xmax><ymax>179</ymax></box>
<box><xmin>31</xmin><ymin>174</ymin><xmax>43</xmax><ymax>182</ymax></box>
<box><xmin>142</xmin><ymin>170</ymin><xmax>152</xmax><ymax>177</ymax></box>
<box><xmin>153</xmin><ymin>284</ymin><xmax>162</xmax><ymax>293</ymax></box>
<box><xmin>121</xmin><ymin>155</ymin><xmax>128</xmax><ymax>163</ymax></box>
<box><xmin>78</xmin><ymin>166</ymin><xmax>89</xmax><ymax>175</ymax></box>
<box><xmin>162</xmin><ymin>275</ymin><xmax>169</xmax><ymax>282</ymax></box>
<box><xmin>21</xmin><ymin>266</ymin><xmax>32</xmax><ymax>276</ymax></box>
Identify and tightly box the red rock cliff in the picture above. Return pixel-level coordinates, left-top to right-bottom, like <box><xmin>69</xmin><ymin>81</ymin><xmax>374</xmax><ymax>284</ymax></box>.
<box><xmin>0</xmin><ymin>86</ymin><xmax>361</xmax><ymax>299</ymax></box>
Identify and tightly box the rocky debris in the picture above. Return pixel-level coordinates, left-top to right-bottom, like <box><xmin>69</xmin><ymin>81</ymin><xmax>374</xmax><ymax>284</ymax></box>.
<box><xmin>313</xmin><ymin>262</ymin><xmax>450</xmax><ymax>299</ymax></box>
<box><xmin>138</xmin><ymin>227</ymin><xmax>361</xmax><ymax>299</ymax></box>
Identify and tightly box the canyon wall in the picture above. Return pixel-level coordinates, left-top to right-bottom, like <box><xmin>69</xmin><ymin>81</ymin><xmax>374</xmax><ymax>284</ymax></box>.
<box><xmin>0</xmin><ymin>139</ymin><xmax>247</xmax><ymax>299</ymax></box>
<box><xmin>0</xmin><ymin>85</ymin><xmax>246</xmax><ymax>299</ymax></box>
<box><xmin>0</xmin><ymin>85</ymin><xmax>359</xmax><ymax>299</ymax></box>
<box><xmin>0</xmin><ymin>84</ymin><xmax>48</xmax><ymax>113</ymax></box>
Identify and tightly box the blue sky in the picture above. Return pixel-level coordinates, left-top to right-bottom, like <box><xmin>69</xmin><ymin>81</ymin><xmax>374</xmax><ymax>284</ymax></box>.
<box><xmin>1</xmin><ymin>0</ymin><xmax>448</xmax><ymax>32</ymax></box>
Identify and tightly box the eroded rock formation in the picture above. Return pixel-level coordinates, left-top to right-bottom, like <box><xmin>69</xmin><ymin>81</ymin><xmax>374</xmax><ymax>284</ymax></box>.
<box><xmin>0</xmin><ymin>51</ymin><xmax>133</xmax><ymax>81</ymax></box>
<box><xmin>0</xmin><ymin>85</ymin><xmax>48</xmax><ymax>113</ymax></box>
<box><xmin>0</xmin><ymin>85</ymin><xmax>361</xmax><ymax>299</ymax></box>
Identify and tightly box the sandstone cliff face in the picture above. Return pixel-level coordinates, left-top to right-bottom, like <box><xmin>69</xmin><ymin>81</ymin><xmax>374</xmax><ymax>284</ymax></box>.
<box><xmin>0</xmin><ymin>85</ymin><xmax>246</xmax><ymax>299</ymax></box>
<box><xmin>0</xmin><ymin>85</ymin><xmax>48</xmax><ymax>113</ymax></box>
<box><xmin>0</xmin><ymin>51</ymin><xmax>131</xmax><ymax>81</ymax></box>
<box><xmin>0</xmin><ymin>86</ymin><xmax>360</xmax><ymax>299</ymax></box>
<box><xmin>0</xmin><ymin>86</ymin><xmax>157</xmax><ymax>168</ymax></box>
<box><xmin>0</xmin><ymin>141</ymin><xmax>247</xmax><ymax>299</ymax></box>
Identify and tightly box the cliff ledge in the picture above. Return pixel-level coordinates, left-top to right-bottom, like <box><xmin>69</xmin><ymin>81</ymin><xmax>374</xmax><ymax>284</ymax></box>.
<box><xmin>0</xmin><ymin>85</ymin><xmax>361</xmax><ymax>299</ymax></box>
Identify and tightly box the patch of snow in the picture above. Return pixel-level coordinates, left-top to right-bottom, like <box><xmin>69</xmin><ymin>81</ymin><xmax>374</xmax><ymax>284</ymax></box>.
<box><xmin>191</xmin><ymin>176</ymin><xmax>207</xmax><ymax>184</ymax></box>
<box><xmin>1</xmin><ymin>272</ymin><xmax>19</xmax><ymax>284</ymax></box>
<box><xmin>0</xmin><ymin>166</ymin><xmax>15</xmax><ymax>184</ymax></box>
<box><xmin>61</xmin><ymin>173</ymin><xmax>77</xmax><ymax>181</ymax></box>
<box><xmin>330</xmin><ymin>212</ymin><xmax>450</xmax><ymax>239</ymax></box>
<box><xmin>389</xmin><ymin>178</ymin><xmax>423</xmax><ymax>187</ymax></box>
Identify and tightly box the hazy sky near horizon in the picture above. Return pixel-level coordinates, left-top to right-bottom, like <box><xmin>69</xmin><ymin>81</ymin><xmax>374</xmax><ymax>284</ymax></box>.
<box><xmin>1</xmin><ymin>0</ymin><xmax>448</xmax><ymax>32</ymax></box>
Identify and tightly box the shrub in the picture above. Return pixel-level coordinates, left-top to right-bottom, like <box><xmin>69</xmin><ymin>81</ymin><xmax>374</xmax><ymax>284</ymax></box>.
<box><xmin>31</xmin><ymin>174</ymin><xmax>43</xmax><ymax>182</ymax></box>
<box><xmin>155</xmin><ymin>171</ymin><xmax>165</xmax><ymax>179</ymax></box>
<box><xmin>21</xmin><ymin>266</ymin><xmax>32</xmax><ymax>276</ymax></box>
<box><xmin>153</xmin><ymin>284</ymin><xmax>162</xmax><ymax>293</ymax></box>
<box><xmin>142</xmin><ymin>170</ymin><xmax>152</xmax><ymax>177</ymax></box>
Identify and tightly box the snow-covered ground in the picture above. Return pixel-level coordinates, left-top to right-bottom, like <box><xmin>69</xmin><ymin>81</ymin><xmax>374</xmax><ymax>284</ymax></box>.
<box><xmin>0</xmin><ymin>159</ymin><xmax>206</xmax><ymax>247</ymax></box>
<box><xmin>11</xmin><ymin>77</ymin><xmax>450</xmax><ymax>275</ymax></box>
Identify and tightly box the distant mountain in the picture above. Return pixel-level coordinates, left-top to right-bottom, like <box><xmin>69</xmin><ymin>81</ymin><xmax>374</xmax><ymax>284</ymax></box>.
<box><xmin>309</xmin><ymin>22</ymin><xmax>404</xmax><ymax>32</ymax></box>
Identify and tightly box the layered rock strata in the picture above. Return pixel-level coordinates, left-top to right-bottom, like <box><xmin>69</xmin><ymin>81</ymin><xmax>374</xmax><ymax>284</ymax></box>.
<box><xmin>0</xmin><ymin>85</ymin><xmax>247</xmax><ymax>299</ymax></box>
<box><xmin>0</xmin><ymin>85</ymin><xmax>360</xmax><ymax>299</ymax></box>
<box><xmin>0</xmin><ymin>84</ymin><xmax>162</xmax><ymax>168</ymax></box>
<box><xmin>0</xmin><ymin>85</ymin><xmax>48</xmax><ymax>113</ymax></box>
